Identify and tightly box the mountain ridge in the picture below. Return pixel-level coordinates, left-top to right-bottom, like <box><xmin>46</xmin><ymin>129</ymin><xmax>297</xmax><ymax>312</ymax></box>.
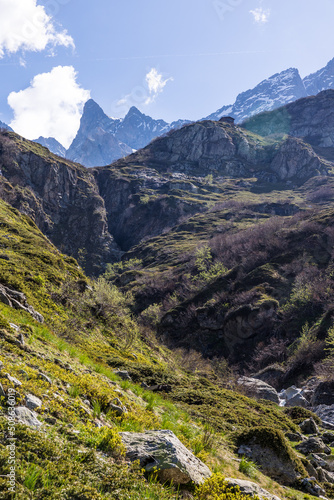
<box><xmin>30</xmin><ymin>56</ymin><xmax>334</xmax><ymax>168</ymax></box>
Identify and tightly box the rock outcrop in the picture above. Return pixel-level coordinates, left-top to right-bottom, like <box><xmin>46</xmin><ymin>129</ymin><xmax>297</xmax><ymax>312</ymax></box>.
<box><xmin>112</xmin><ymin>119</ymin><xmax>332</xmax><ymax>184</ymax></box>
<box><xmin>0</xmin><ymin>284</ymin><xmax>43</xmax><ymax>323</ymax></box>
<box><xmin>225</xmin><ymin>478</ymin><xmax>281</xmax><ymax>500</ymax></box>
<box><xmin>0</xmin><ymin>132</ymin><xmax>121</xmax><ymax>274</ymax></box>
<box><xmin>120</xmin><ymin>429</ymin><xmax>212</xmax><ymax>485</ymax></box>
<box><xmin>311</xmin><ymin>380</ymin><xmax>334</xmax><ymax>406</ymax></box>
<box><xmin>237</xmin><ymin>427</ymin><xmax>306</xmax><ymax>486</ymax></box>
<box><xmin>295</xmin><ymin>437</ymin><xmax>331</xmax><ymax>455</ymax></box>
<box><xmin>237</xmin><ymin>377</ymin><xmax>280</xmax><ymax>404</ymax></box>
<box><xmin>244</xmin><ymin>89</ymin><xmax>334</xmax><ymax>150</ymax></box>
<box><xmin>14</xmin><ymin>407</ymin><xmax>42</xmax><ymax>429</ymax></box>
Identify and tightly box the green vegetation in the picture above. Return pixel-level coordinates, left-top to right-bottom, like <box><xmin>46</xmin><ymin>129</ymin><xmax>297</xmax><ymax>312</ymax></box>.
<box><xmin>236</xmin><ymin>427</ymin><xmax>306</xmax><ymax>478</ymax></box>
<box><xmin>0</xmin><ymin>197</ymin><xmax>316</xmax><ymax>499</ymax></box>
<box><xmin>194</xmin><ymin>474</ymin><xmax>260</xmax><ymax>499</ymax></box>
<box><xmin>2</xmin><ymin>125</ymin><xmax>333</xmax><ymax>499</ymax></box>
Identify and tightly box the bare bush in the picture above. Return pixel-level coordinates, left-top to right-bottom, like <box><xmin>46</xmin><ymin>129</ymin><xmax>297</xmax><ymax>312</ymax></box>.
<box><xmin>307</xmin><ymin>186</ymin><xmax>334</xmax><ymax>203</ymax></box>
<box><xmin>249</xmin><ymin>338</ymin><xmax>288</xmax><ymax>372</ymax></box>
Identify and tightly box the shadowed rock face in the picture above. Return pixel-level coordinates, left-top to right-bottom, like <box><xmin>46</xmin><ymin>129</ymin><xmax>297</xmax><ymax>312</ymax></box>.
<box><xmin>0</xmin><ymin>133</ymin><xmax>121</xmax><ymax>275</ymax></box>
<box><xmin>93</xmin><ymin>168</ymin><xmax>206</xmax><ymax>250</ymax></box>
<box><xmin>244</xmin><ymin>89</ymin><xmax>334</xmax><ymax>149</ymax></box>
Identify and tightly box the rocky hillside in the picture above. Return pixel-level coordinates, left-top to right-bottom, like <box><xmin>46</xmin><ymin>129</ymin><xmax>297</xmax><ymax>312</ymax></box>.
<box><xmin>0</xmin><ymin>132</ymin><xmax>121</xmax><ymax>275</ymax></box>
<box><xmin>111</xmin><ymin>118</ymin><xmax>333</xmax><ymax>183</ymax></box>
<box><xmin>0</xmin><ymin>195</ymin><xmax>321</xmax><ymax>500</ymax></box>
<box><xmin>4</xmin><ymin>87</ymin><xmax>334</xmax><ymax>499</ymax></box>
<box><xmin>33</xmin><ymin>137</ymin><xmax>66</xmax><ymax>158</ymax></box>
<box><xmin>244</xmin><ymin>89</ymin><xmax>334</xmax><ymax>150</ymax></box>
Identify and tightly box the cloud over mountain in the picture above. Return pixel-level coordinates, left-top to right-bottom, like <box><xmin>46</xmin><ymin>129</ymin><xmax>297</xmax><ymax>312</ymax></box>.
<box><xmin>8</xmin><ymin>66</ymin><xmax>90</xmax><ymax>148</ymax></box>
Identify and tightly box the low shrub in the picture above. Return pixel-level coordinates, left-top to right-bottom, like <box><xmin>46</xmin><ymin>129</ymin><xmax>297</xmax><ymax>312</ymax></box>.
<box><xmin>195</xmin><ymin>473</ymin><xmax>260</xmax><ymax>499</ymax></box>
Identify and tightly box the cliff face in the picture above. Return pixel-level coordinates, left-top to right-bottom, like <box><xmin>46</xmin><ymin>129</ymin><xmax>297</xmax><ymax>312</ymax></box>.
<box><xmin>244</xmin><ymin>89</ymin><xmax>334</xmax><ymax>149</ymax></box>
<box><xmin>93</xmin><ymin>168</ymin><xmax>208</xmax><ymax>250</ymax></box>
<box><xmin>0</xmin><ymin>132</ymin><xmax>121</xmax><ymax>274</ymax></box>
<box><xmin>112</xmin><ymin>120</ymin><xmax>332</xmax><ymax>183</ymax></box>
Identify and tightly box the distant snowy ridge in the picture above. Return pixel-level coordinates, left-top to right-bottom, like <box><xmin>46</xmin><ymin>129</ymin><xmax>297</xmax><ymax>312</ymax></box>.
<box><xmin>206</xmin><ymin>58</ymin><xmax>334</xmax><ymax>123</ymax></box>
<box><xmin>33</xmin><ymin>137</ymin><xmax>66</xmax><ymax>158</ymax></box>
<box><xmin>26</xmin><ymin>56</ymin><xmax>334</xmax><ymax>167</ymax></box>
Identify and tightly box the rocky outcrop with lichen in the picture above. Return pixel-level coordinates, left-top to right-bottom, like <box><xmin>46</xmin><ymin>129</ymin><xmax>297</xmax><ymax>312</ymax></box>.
<box><xmin>0</xmin><ymin>132</ymin><xmax>121</xmax><ymax>274</ymax></box>
<box><xmin>112</xmin><ymin>119</ymin><xmax>332</xmax><ymax>183</ymax></box>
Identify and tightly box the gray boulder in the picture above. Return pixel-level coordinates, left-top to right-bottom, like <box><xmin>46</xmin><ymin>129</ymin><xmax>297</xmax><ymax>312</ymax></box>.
<box><xmin>322</xmin><ymin>431</ymin><xmax>334</xmax><ymax>444</ymax></box>
<box><xmin>225</xmin><ymin>478</ymin><xmax>281</xmax><ymax>500</ymax></box>
<box><xmin>296</xmin><ymin>437</ymin><xmax>331</xmax><ymax>455</ymax></box>
<box><xmin>120</xmin><ymin>429</ymin><xmax>211</xmax><ymax>485</ymax></box>
<box><xmin>25</xmin><ymin>394</ymin><xmax>42</xmax><ymax>411</ymax></box>
<box><xmin>0</xmin><ymin>382</ymin><xmax>5</xmax><ymax>398</ymax></box>
<box><xmin>38</xmin><ymin>372</ymin><xmax>52</xmax><ymax>384</ymax></box>
<box><xmin>301</xmin><ymin>477</ymin><xmax>325</xmax><ymax>497</ymax></box>
<box><xmin>313</xmin><ymin>405</ymin><xmax>334</xmax><ymax>428</ymax></box>
<box><xmin>317</xmin><ymin>467</ymin><xmax>334</xmax><ymax>484</ymax></box>
<box><xmin>299</xmin><ymin>418</ymin><xmax>319</xmax><ymax>435</ymax></box>
<box><xmin>114</xmin><ymin>370</ymin><xmax>131</xmax><ymax>381</ymax></box>
<box><xmin>311</xmin><ymin>380</ymin><xmax>334</xmax><ymax>406</ymax></box>
<box><xmin>14</xmin><ymin>407</ymin><xmax>42</xmax><ymax>429</ymax></box>
<box><xmin>237</xmin><ymin>436</ymin><xmax>303</xmax><ymax>485</ymax></box>
<box><xmin>285</xmin><ymin>432</ymin><xmax>303</xmax><ymax>442</ymax></box>
<box><xmin>108</xmin><ymin>403</ymin><xmax>126</xmax><ymax>417</ymax></box>
<box><xmin>280</xmin><ymin>386</ymin><xmax>309</xmax><ymax>408</ymax></box>
<box><xmin>285</xmin><ymin>392</ymin><xmax>309</xmax><ymax>408</ymax></box>
<box><xmin>312</xmin><ymin>454</ymin><xmax>334</xmax><ymax>473</ymax></box>
<box><xmin>237</xmin><ymin>377</ymin><xmax>279</xmax><ymax>404</ymax></box>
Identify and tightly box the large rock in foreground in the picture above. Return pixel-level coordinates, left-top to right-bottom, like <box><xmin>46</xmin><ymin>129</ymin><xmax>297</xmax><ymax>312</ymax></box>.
<box><xmin>120</xmin><ymin>429</ymin><xmax>211</xmax><ymax>485</ymax></box>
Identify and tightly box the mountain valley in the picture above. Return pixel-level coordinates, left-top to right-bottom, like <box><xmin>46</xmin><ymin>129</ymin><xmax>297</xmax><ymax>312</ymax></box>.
<box><xmin>2</xmin><ymin>86</ymin><xmax>334</xmax><ymax>499</ymax></box>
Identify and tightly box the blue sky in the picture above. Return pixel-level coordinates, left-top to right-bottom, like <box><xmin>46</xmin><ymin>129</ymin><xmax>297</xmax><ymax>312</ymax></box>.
<box><xmin>1</xmin><ymin>0</ymin><xmax>334</xmax><ymax>147</ymax></box>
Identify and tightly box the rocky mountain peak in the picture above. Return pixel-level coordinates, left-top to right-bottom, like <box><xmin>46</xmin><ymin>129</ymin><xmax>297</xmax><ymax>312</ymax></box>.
<box><xmin>0</xmin><ymin>120</ymin><xmax>13</xmax><ymax>131</ymax></box>
<box><xmin>231</xmin><ymin>67</ymin><xmax>307</xmax><ymax>123</ymax></box>
<box><xmin>126</xmin><ymin>106</ymin><xmax>144</xmax><ymax>117</ymax></box>
<box><xmin>33</xmin><ymin>137</ymin><xmax>66</xmax><ymax>158</ymax></box>
<box><xmin>303</xmin><ymin>57</ymin><xmax>334</xmax><ymax>96</ymax></box>
<box><xmin>244</xmin><ymin>88</ymin><xmax>334</xmax><ymax>149</ymax></box>
<box><xmin>80</xmin><ymin>98</ymin><xmax>118</xmax><ymax>133</ymax></box>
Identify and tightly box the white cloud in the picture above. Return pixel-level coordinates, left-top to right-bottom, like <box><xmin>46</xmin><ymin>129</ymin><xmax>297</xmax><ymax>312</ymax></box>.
<box><xmin>8</xmin><ymin>66</ymin><xmax>90</xmax><ymax>148</ymax></box>
<box><xmin>250</xmin><ymin>7</ymin><xmax>270</xmax><ymax>24</ymax></box>
<box><xmin>145</xmin><ymin>68</ymin><xmax>173</xmax><ymax>105</ymax></box>
<box><xmin>0</xmin><ymin>0</ymin><xmax>74</xmax><ymax>58</ymax></box>
<box><xmin>115</xmin><ymin>68</ymin><xmax>173</xmax><ymax>113</ymax></box>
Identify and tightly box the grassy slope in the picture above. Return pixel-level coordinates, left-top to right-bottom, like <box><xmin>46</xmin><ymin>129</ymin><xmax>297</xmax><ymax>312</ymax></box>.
<box><xmin>0</xmin><ymin>198</ymin><xmax>319</xmax><ymax>499</ymax></box>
